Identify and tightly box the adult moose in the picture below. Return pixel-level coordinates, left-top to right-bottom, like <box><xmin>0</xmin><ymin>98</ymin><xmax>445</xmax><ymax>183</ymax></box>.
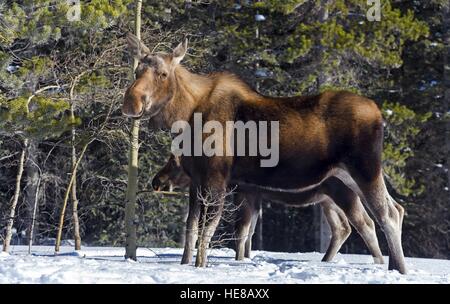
<box><xmin>152</xmin><ymin>154</ymin><xmax>386</xmax><ymax>264</ymax></box>
<box><xmin>122</xmin><ymin>35</ymin><xmax>407</xmax><ymax>273</ymax></box>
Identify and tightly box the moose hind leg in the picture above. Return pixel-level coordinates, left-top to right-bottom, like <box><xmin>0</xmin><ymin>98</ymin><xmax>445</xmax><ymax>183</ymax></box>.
<box><xmin>387</xmin><ymin>197</ymin><xmax>405</xmax><ymax>270</ymax></box>
<box><xmin>320</xmin><ymin>199</ymin><xmax>352</xmax><ymax>262</ymax></box>
<box><xmin>343</xmin><ymin>169</ymin><xmax>406</xmax><ymax>273</ymax></box>
<box><xmin>338</xmin><ymin>194</ymin><xmax>384</xmax><ymax>264</ymax></box>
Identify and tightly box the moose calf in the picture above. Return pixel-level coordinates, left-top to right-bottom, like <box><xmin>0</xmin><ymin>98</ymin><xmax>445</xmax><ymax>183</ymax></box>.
<box><xmin>152</xmin><ymin>155</ymin><xmax>386</xmax><ymax>264</ymax></box>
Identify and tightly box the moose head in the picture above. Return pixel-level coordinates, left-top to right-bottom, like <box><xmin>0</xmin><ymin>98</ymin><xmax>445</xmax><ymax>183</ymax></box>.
<box><xmin>122</xmin><ymin>33</ymin><xmax>188</xmax><ymax>120</ymax></box>
<box><xmin>151</xmin><ymin>155</ymin><xmax>190</xmax><ymax>192</ymax></box>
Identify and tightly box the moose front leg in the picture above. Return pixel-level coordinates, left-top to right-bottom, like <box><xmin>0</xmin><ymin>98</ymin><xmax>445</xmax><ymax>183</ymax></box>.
<box><xmin>245</xmin><ymin>209</ymin><xmax>259</xmax><ymax>258</ymax></box>
<box><xmin>235</xmin><ymin>193</ymin><xmax>252</xmax><ymax>261</ymax></box>
<box><xmin>181</xmin><ymin>184</ymin><xmax>201</xmax><ymax>265</ymax></box>
<box><xmin>193</xmin><ymin>169</ymin><xmax>231</xmax><ymax>267</ymax></box>
<box><xmin>320</xmin><ymin>199</ymin><xmax>352</xmax><ymax>263</ymax></box>
<box><xmin>195</xmin><ymin>187</ymin><xmax>226</xmax><ymax>267</ymax></box>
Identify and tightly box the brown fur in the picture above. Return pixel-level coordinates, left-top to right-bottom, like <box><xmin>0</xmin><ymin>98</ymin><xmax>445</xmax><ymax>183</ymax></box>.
<box><xmin>123</xmin><ymin>35</ymin><xmax>406</xmax><ymax>273</ymax></box>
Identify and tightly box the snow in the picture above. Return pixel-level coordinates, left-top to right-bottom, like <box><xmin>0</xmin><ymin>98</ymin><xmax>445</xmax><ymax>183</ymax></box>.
<box><xmin>255</xmin><ymin>14</ymin><xmax>266</xmax><ymax>22</ymax></box>
<box><xmin>255</xmin><ymin>69</ymin><xmax>269</xmax><ymax>78</ymax></box>
<box><xmin>0</xmin><ymin>246</ymin><xmax>449</xmax><ymax>284</ymax></box>
<box><xmin>6</xmin><ymin>65</ymin><xmax>18</xmax><ymax>73</ymax></box>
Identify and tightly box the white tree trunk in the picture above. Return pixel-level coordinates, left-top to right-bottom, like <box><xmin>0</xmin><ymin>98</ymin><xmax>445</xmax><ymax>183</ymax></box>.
<box><xmin>2</xmin><ymin>138</ymin><xmax>28</xmax><ymax>252</ymax></box>
<box><xmin>25</xmin><ymin>140</ymin><xmax>39</xmax><ymax>246</ymax></box>
<box><xmin>28</xmin><ymin>174</ymin><xmax>41</xmax><ymax>254</ymax></box>
<box><xmin>124</xmin><ymin>0</ymin><xmax>142</xmax><ymax>261</ymax></box>
<box><xmin>55</xmin><ymin>142</ymin><xmax>89</xmax><ymax>253</ymax></box>
<box><xmin>71</xmin><ymin>104</ymin><xmax>82</xmax><ymax>251</ymax></box>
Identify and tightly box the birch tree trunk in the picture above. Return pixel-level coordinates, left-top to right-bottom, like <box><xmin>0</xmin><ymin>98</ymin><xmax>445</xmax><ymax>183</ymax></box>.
<box><xmin>2</xmin><ymin>138</ymin><xmax>28</xmax><ymax>252</ymax></box>
<box><xmin>55</xmin><ymin>142</ymin><xmax>89</xmax><ymax>253</ymax></box>
<box><xmin>71</xmin><ymin>104</ymin><xmax>82</xmax><ymax>250</ymax></box>
<box><xmin>124</xmin><ymin>0</ymin><xmax>142</xmax><ymax>261</ymax></box>
<box><xmin>28</xmin><ymin>173</ymin><xmax>41</xmax><ymax>254</ymax></box>
<box><xmin>25</xmin><ymin>140</ymin><xmax>39</xmax><ymax>246</ymax></box>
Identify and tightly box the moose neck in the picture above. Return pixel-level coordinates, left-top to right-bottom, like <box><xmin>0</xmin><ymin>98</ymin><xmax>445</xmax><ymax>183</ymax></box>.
<box><xmin>161</xmin><ymin>66</ymin><xmax>214</xmax><ymax>127</ymax></box>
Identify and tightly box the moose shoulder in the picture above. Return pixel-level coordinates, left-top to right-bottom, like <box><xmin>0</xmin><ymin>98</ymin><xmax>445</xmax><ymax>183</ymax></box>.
<box><xmin>122</xmin><ymin>34</ymin><xmax>406</xmax><ymax>274</ymax></box>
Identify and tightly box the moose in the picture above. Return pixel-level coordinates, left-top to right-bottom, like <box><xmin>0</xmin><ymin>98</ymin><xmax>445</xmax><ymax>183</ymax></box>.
<box><xmin>152</xmin><ymin>154</ymin><xmax>386</xmax><ymax>264</ymax></box>
<box><xmin>122</xmin><ymin>34</ymin><xmax>407</xmax><ymax>273</ymax></box>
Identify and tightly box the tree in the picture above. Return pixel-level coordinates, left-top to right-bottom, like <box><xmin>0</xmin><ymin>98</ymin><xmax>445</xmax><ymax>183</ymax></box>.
<box><xmin>0</xmin><ymin>0</ymin><xmax>131</xmax><ymax>251</ymax></box>
<box><xmin>1</xmin><ymin>136</ymin><xmax>27</xmax><ymax>252</ymax></box>
<box><xmin>0</xmin><ymin>90</ymin><xmax>75</xmax><ymax>252</ymax></box>
<box><xmin>124</xmin><ymin>0</ymin><xmax>143</xmax><ymax>261</ymax></box>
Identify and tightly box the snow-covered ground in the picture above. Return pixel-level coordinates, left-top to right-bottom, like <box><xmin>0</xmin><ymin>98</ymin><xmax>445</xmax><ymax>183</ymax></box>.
<box><xmin>0</xmin><ymin>246</ymin><xmax>449</xmax><ymax>284</ymax></box>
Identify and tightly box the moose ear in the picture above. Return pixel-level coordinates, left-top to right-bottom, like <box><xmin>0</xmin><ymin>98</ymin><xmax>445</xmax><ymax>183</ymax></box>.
<box><xmin>172</xmin><ymin>38</ymin><xmax>188</xmax><ymax>65</ymax></box>
<box><xmin>126</xmin><ymin>32</ymin><xmax>150</xmax><ymax>59</ymax></box>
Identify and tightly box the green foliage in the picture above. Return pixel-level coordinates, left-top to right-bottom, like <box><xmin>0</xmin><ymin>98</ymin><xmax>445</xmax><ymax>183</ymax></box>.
<box><xmin>216</xmin><ymin>0</ymin><xmax>428</xmax><ymax>96</ymax></box>
<box><xmin>0</xmin><ymin>0</ymin><xmax>131</xmax><ymax>45</ymax></box>
<box><xmin>17</xmin><ymin>56</ymin><xmax>53</xmax><ymax>78</ymax></box>
<box><xmin>318</xmin><ymin>84</ymin><xmax>360</xmax><ymax>94</ymax></box>
<box><xmin>2</xmin><ymin>1</ymin><xmax>62</xmax><ymax>45</ymax></box>
<box><xmin>143</xmin><ymin>0</ymin><xmax>186</xmax><ymax>25</ymax></box>
<box><xmin>382</xmin><ymin>101</ymin><xmax>431</xmax><ymax>196</ymax></box>
<box><xmin>0</xmin><ymin>96</ymin><xmax>79</xmax><ymax>139</ymax></box>
<box><xmin>253</xmin><ymin>0</ymin><xmax>306</xmax><ymax>15</ymax></box>
<box><xmin>299</xmin><ymin>1</ymin><xmax>430</xmax><ymax>66</ymax></box>
<box><xmin>77</xmin><ymin>72</ymin><xmax>112</xmax><ymax>93</ymax></box>
<box><xmin>78</xmin><ymin>0</ymin><xmax>130</xmax><ymax>29</ymax></box>
<box><xmin>0</xmin><ymin>0</ymin><xmax>131</xmax><ymax>139</ymax></box>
